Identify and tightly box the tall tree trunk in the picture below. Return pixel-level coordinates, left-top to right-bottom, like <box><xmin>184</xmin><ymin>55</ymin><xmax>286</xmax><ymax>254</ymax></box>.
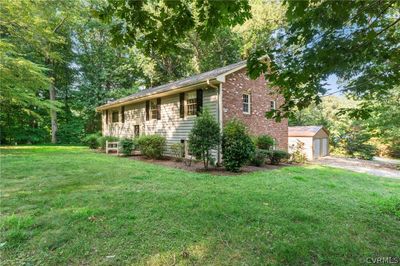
<box><xmin>50</xmin><ymin>85</ymin><xmax>57</xmax><ymax>143</ymax></box>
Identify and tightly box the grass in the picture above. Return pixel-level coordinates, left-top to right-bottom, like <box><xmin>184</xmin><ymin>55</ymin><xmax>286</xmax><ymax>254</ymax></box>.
<box><xmin>1</xmin><ymin>146</ymin><xmax>399</xmax><ymax>265</ymax></box>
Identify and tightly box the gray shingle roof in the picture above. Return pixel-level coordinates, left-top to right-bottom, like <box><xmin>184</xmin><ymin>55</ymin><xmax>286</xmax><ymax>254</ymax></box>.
<box><xmin>288</xmin><ymin>126</ymin><xmax>328</xmax><ymax>137</ymax></box>
<box><xmin>98</xmin><ymin>60</ymin><xmax>246</xmax><ymax>109</ymax></box>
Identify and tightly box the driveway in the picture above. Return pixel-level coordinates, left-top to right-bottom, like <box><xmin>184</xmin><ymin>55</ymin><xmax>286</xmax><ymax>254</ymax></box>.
<box><xmin>315</xmin><ymin>156</ymin><xmax>400</xmax><ymax>179</ymax></box>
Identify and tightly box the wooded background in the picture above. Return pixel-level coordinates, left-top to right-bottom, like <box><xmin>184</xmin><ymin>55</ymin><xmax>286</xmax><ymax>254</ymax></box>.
<box><xmin>1</xmin><ymin>0</ymin><xmax>398</xmax><ymax>157</ymax></box>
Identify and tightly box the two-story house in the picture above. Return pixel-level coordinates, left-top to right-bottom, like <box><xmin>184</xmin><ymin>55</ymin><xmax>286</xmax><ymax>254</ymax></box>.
<box><xmin>96</xmin><ymin>60</ymin><xmax>288</xmax><ymax>162</ymax></box>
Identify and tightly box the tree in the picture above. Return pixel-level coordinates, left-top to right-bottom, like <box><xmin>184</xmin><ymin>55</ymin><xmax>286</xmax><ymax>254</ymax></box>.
<box><xmin>364</xmin><ymin>87</ymin><xmax>400</xmax><ymax>157</ymax></box>
<box><xmin>188</xmin><ymin>109</ymin><xmax>220</xmax><ymax>170</ymax></box>
<box><xmin>97</xmin><ymin>0</ymin><xmax>251</xmax><ymax>55</ymax></box>
<box><xmin>248</xmin><ymin>0</ymin><xmax>400</xmax><ymax>120</ymax></box>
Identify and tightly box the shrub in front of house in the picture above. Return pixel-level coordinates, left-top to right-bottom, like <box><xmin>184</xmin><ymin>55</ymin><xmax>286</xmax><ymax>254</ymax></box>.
<box><xmin>222</xmin><ymin>119</ymin><xmax>255</xmax><ymax>172</ymax></box>
<box><xmin>250</xmin><ymin>149</ymin><xmax>268</xmax><ymax>167</ymax></box>
<box><xmin>83</xmin><ymin>133</ymin><xmax>101</xmax><ymax>149</ymax></box>
<box><xmin>137</xmin><ymin>134</ymin><xmax>166</xmax><ymax>159</ymax></box>
<box><xmin>171</xmin><ymin>143</ymin><xmax>184</xmax><ymax>162</ymax></box>
<box><xmin>254</xmin><ymin>134</ymin><xmax>274</xmax><ymax>150</ymax></box>
<box><xmin>266</xmin><ymin>150</ymin><xmax>290</xmax><ymax>165</ymax></box>
<box><xmin>188</xmin><ymin>109</ymin><xmax>221</xmax><ymax>170</ymax></box>
<box><xmin>119</xmin><ymin>138</ymin><xmax>136</xmax><ymax>156</ymax></box>
<box><xmin>98</xmin><ymin>136</ymin><xmax>119</xmax><ymax>150</ymax></box>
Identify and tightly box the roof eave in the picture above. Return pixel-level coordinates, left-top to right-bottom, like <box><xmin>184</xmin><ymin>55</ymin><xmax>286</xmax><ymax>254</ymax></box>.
<box><xmin>96</xmin><ymin>78</ymin><xmax>221</xmax><ymax>112</ymax></box>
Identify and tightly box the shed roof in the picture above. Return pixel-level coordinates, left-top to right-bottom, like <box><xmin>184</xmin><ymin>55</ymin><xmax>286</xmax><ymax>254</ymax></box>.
<box><xmin>97</xmin><ymin>60</ymin><xmax>247</xmax><ymax>110</ymax></box>
<box><xmin>288</xmin><ymin>126</ymin><xmax>329</xmax><ymax>137</ymax></box>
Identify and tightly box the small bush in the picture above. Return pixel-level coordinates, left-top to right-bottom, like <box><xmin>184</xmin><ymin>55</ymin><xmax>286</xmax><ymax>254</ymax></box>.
<box><xmin>341</xmin><ymin>128</ymin><xmax>377</xmax><ymax>160</ymax></box>
<box><xmin>171</xmin><ymin>143</ymin><xmax>184</xmax><ymax>161</ymax></box>
<box><xmin>137</xmin><ymin>135</ymin><xmax>166</xmax><ymax>159</ymax></box>
<box><xmin>222</xmin><ymin>119</ymin><xmax>255</xmax><ymax>172</ymax></box>
<box><xmin>352</xmin><ymin>144</ymin><xmax>376</xmax><ymax>160</ymax></box>
<box><xmin>250</xmin><ymin>149</ymin><xmax>268</xmax><ymax>167</ymax></box>
<box><xmin>290</xmin><ymin>141</ymin><xmax>307</xmax><ymax>163</ymax></box>
<box><xmin>255</xmin><ymin>135</ymin><xmax>274</xmax><ymax>150</ymax></box>
<box><xmin>188</xmin><ymin>109</ymin><xmax>221</xmax><ymax>170</ymax></box>
<box><xmin>266</xmin><ymin>150</ymin><xmax>290</xmax><ymax>165</ymax></box>
<box><xmin>98</xmin><ymin>136</ymin><xmax>119</xmax><ymax>150</ymax></box>
<box><xmin>84</xmin><ymin>133</ymin><xmax>100</xmax><ymax>149</ymax></box>
<box><xmin>119</xmin><ymin>138</ymin><xmax>136</xmax><ymax>156</ymax></box>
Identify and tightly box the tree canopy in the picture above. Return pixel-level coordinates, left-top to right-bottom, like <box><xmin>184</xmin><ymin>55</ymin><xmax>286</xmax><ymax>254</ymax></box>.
<box><xmin>1</xmin><ymin>0</ymin><xmax>398</xmax><ymax>158</ymax></box>
<box><xmin>248</xmin><ymin>0</ymin><xmax>399</xmax><ymax>120</ymax></box>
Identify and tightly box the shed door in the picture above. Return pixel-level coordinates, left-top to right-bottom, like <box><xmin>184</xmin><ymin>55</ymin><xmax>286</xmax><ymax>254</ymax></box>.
<box><xmin>321</xmin><ymin>138</ymin><xmax>328</xmax><ymax>156</ymax></box>
<box><xmin>313</xmin><ymin>139</ymin><xmax>321</xmax><ymax>159</ymax></box>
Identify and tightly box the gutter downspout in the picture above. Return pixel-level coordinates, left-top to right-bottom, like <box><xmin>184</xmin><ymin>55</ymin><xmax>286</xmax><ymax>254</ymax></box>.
<box><xmin>217</xmin><ymin>83</ymin><xmax>223</xmax><ymax>165</ymax></box>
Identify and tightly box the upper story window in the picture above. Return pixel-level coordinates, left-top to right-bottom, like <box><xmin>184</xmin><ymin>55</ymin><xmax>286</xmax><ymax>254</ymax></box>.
<box><xmin>243</xmin><ymin>93</ymin><xmax>251</xmax><ymax>114</ymax></box>
<box><xmin>112</xmin><ymin>111</ymin><xmax>119</xmax><ymax>123</ymax></box>
<box><xmin>150</xmin><ymin>99</ymin><xmax>158</xmax><ymax>119</ymax></box>
<box><xmin>270</xmin><ymin>100</ymin><xmax>276</xmax><ymax>110</ymax></box>
<box><xmin>146</xmin><ymin>98</ymin><xmax>161</xmax><ymax>121</ymax></box>
<box><xmin>186</xmin><ymin>91</ymin><xmax>197</xmax><ymax>116</ymax></box>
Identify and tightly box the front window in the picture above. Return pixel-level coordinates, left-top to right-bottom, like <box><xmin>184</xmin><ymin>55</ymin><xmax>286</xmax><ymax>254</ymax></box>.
<box><xmin>112</xmin><ymin>111</ymin><xmax>119</xmax><ymax>123</ymax></box>
<box><xmin>150</xmin><ymin>99</ymin><xmax>157</xmax><ymax>119</ymax></box>
<box><xmin>243</xmin><ymin>94</ymin><xmax>250</xmax><ymax>114</ymax></box>
<box><xmin>186</xmin><ymin>91</ymin><xmax>197</xmax><ymax>116</ymax></box>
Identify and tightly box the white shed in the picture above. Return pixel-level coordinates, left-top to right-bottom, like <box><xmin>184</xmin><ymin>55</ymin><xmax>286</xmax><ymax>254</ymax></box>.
<box><xmin>288</xmin><ymin>126</ymin><xmax>329</xmax><ymax>160</ymax></box>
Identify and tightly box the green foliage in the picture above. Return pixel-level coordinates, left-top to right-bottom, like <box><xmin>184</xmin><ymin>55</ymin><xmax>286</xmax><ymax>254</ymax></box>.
<box><xmin>266</xmin><ymin>150</ymin><xmax>290</xmax><ymax>165</ymax></box>
<box><xmin>254</xmin><ymin>135</ymin><xmax>274</xmax><ymax>150</ymax></box>
<box><xmin>343</xmin><ymin>132</ymin><xmax>376</xmax><ymax>160</ymax></box>
<box><xmin>170</xmin><ymin>143</ymin><xmax>184</xmax><ymax>162</ymax></box>
<box><xmin>188</xmin><ymin>109</ymin><xmax>220</xmax><ymax>169</ymax></box>
<box><xmin>341</xmin><ymin>129</ymin><xmax>377</xmax><ymax>160</ymax></box>
<box><xmin>84</xmin><ymin>133</ymin><xmax>101</xmax><ymax>149</ymax></box>
<box><xmin>250</xmin><ymin>149</ymin><xmax>268</xmax><ymax>167</ymax></box>
<box><xmin>98</xmin><ymin>0</ymin><xmax>251</xmax><ymax>54</ymax></box>
<box><xmin>98</xmin><ymin>136</ymin><xmax>119</xmax><ymax>150</ymax></box>
<box><xmin>222</xmin><ymin>119</ymin><xmax>255</xmax><ymax>172</ymax></box>
<box><xmin>119</xmin><ymin>138</ymin><xmax>135</xmax><ymax>156</ymax></box>
<box><xmin>57</xmin><ymin>116</ymin><xmax>86</xmax><ymax>144</ymax></box>
<box><xmin>248</xmin><ymin>0</ymin><xmax>400</xmax><ymax>120</ymax></box>
<box><xmin>137</xmin><ymin>135</ymin><xmax>166</xmax><ymax>159</ymax></box>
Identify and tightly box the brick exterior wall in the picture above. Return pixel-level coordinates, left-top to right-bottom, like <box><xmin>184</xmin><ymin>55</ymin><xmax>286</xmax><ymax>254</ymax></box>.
<box><xmin>222</xmin><ymin>68</ymin><xmax>288</xmax><ymax>151</ymax></box>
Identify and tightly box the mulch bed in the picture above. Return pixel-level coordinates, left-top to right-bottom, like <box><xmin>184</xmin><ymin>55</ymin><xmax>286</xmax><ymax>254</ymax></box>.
<box><xmin>124</xmin><ymin>155</ymin><xmax>289</xmax><ymax>176</ymax></box>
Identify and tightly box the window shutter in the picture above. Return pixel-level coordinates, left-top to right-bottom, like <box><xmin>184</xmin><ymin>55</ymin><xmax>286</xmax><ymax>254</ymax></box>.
<box><xmin>121</xmin><ymin>106</ymin><xmax>125</xmax><ymax>123</ymax></box>
<box><xmin>145</xmin><ymin>100</ymin><xmax>150</xmax><ymax>121</ymax></box>
<box><xmin>157</xmin><ymin>98</ymin><xmax>161</xmax><ymax>120</ymax></box>
<box><xmin>105</xmin><ymin>110</ymin><xmax>108</xmax><ymax>125</ymax></box>
<box><xmin>179</xmin><ymin>93</ymin><xmax>184</xmax><ymax>118</ymax></box>
<box><xmin>196</xmin><ymin>89</ymin><xmax>203</xmax><ymax>116</ymax></box>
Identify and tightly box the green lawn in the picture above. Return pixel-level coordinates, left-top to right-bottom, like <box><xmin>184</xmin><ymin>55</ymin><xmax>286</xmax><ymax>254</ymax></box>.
<box><xmin>1</xmin><ymin>146</ymin><xmax>399</xmax><ymax>265</ymax></box>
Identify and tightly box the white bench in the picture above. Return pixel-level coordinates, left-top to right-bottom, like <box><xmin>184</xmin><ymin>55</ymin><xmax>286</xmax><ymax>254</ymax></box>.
<box><xmin>106</xmin><ymin>141</ymin><xmax>119</xmax><ymax>155</ymax></box>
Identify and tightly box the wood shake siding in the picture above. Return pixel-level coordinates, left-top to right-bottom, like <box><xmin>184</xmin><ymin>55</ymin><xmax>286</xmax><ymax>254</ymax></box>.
<box><xmin>102</xmin><ymin>88</ymin><xmax>219</xmax><ymax>155</ymax></box>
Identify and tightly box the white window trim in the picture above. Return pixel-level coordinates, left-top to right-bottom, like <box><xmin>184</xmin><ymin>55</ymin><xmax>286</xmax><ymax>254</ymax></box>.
<box><xmin>149</xmin><ymin>99</ymin><xmax>158</xmax><ymax>120</ymax></box>
<box><xmin>243</xmin><ymin>93</ymin><xmax>251</xmax><ymax>114</ymax></box>
<box><xmin>185</xmin><ymin>91</ymin><xmax>197</xmax><ymax>117</ymax></box>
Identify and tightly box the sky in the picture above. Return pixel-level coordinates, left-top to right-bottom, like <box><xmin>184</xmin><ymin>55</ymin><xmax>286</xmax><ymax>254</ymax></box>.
<box><xmin>323</xmin><ymin>74</ymin><xmax>342</xmax><ymax>96</ymax></box>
